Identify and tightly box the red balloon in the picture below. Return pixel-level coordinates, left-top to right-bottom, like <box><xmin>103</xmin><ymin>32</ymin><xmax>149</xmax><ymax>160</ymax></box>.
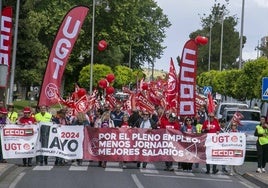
<box><xmin>195</xmin><ymin>36</ymin><xmax>208</xmax><ymax>45</ymax></box>
<box><xmin>77</xmin><ymin>88</ymin><xmax>87</xmax><ymax>98</ymax></box>
<box><xmin>98</xmin><ymin>79</ymin><xmax>108</xmax><ymax>89</ymax></box>
<box><xmin>98</xmin><ymin>40</ymin><xmax>108</xmax><ymax>51</ymax></box>
<box><xmin>106</xmin><ymin>86</ymin><xmax>115</xmax><ymax>95</ymax></box>
<box><xmin>106</xmin><ymin>73</ymin><xmax>115</xmax><ymax>83</ymax></box>
<box><xmin>142</xmin><ymin>82</ymin><xmax>149</xmax><ymax>90</ymax></box>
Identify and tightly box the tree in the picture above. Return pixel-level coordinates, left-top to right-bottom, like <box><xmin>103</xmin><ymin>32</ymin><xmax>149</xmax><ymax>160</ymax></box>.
<box><xmin>8</xmin><ymin>0</ymin><xmax>171</xmax><ymax>96</ymax></box>
<box><xmin>190</xmin><ymin>1</ymin><xmax>245</xmax><ymax>74</ymax></box>
<box><xmin>78</xmin><ymin>64</ymin><xmax>113</xmax><ymax>90</ymax></box>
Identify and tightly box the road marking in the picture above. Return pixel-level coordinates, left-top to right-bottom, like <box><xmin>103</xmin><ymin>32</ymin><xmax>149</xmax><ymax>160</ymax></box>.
<box><xmin>144</xmin><ymin>174</ymin><xmax>233</xmax><ymax>182</ymax></box>
<box><xmin>175</xmin><ymin>171</ymin><xmax>195</xmax><ymax>176</ymax></box>
<box><xmin>9</xmin><ymin>172</ymin><xmax>26</xmax><ymax>188</ymax></box>
<box><xmin>69</xmin><ymin>166</ymin><xmax>88</xmax><ymax>171</ymax></box>
<box><xmin>32</xmin><ymin>166</ymin><xmax>53</xmax><ymax>171</ymax></box>
<box><xmin>105</xmin><ymin>168</ymin><xmax>123</xmax><ymax>172</ymax></box>
<box><xmin>131</xmin><ymin>174</ymin><xmax>144</xmax><ymax>188</ymax></box>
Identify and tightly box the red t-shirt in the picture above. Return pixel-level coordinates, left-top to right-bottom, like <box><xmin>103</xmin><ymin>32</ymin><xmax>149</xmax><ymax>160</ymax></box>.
<box><xmin>160</xmin><ymin>121</ymin><xmax>180</xmax><ymax>130</ymax></box>
<box><xmin>120</xmin><ymin>122</ymin><xmax>129</xmax><ymax>128</ymax></box>
<box><xmin>19</xmin><ymin>116</ymin><xmax>37</xmax><ymax>125</ymax></box>
<box><xmin>202</xmin><ymin>119</ymin><xmax>220</xmax><ymax>133</ymax></box>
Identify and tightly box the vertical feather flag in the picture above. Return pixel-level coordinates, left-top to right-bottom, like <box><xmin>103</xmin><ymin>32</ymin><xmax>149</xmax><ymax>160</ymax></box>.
<box><xmin>38</xmin><ymin>6</ymin><xmax>89</xmax><ymax>106</ymax></box>
<box><xmin>177</xmin><ymin>39</ymin><xmax>198</xmax><ymax>116</ymax></box>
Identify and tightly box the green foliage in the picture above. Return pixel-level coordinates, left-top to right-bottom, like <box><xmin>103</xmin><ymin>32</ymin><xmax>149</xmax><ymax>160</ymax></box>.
<box><xmin>78</xmin><ymin>64</ymin><xmax>112</xmax><ymax>90</ymax></box>
<box><xmin>10</xmin><ymin>0</ymin><xmax>171</xmax><ymax>95</ymax></box>
<box><xmin>197</xmin><ymin>57</ymin><xmax>268</xmax><ymax>101</ymax></box>
<box><xmin>113</xmin><ymin>66</ymin><xmax>135</xmax><ymax>88</ymax></box>
<box><xmin>191</xmin><ymin>1</ymin><xmax>243</xmax><ymax>74</ymax></box>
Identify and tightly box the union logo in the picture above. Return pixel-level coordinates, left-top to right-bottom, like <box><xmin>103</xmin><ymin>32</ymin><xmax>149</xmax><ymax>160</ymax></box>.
<box><xmin>45</xmin><ymin>83</ymin><xmax>58</xmax><ymax>99</ymax></box>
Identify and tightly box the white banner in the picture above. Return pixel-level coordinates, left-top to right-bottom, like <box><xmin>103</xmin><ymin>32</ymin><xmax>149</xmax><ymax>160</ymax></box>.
<box><xmin>35</xmin><ymin>123</ymin><xmax>84</xmax><ymax>160</ymax></box>
<box><xmin>205</xmin><ymin>133</ymin><xmax>246</xmax><ymax>165</ymax></box>
<box><xmin>1</xmin><ymin>124</ymin><xmax>39</xmax><ymax>158</ymax></box>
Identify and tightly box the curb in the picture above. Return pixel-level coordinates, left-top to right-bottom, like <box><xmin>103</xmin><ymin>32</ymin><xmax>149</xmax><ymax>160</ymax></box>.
<box><xmin>0</xmin><ymin>164</ymin><xmax>16</xmax><ymax>182</ymax></box>
<box><xmin>242</xmin><ymin>173</ymin><xmax>268</xmax><ymax>188</ymax></box>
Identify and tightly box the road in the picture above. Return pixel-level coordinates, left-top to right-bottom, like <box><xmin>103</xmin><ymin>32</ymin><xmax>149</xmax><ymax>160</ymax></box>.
<box><xmin>0</xmin><ymin>158</ymin><xmax>260</xmax><ymax>188</ymax></box>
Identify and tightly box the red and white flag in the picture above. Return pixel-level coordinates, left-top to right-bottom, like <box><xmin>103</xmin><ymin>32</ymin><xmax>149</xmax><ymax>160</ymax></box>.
<box><xmin>207</xmin><ymin>92</ymin><xmax>215</xmax><ymax>114</ymax></box>
<box><xmin>232</xmin><ymin>111</ymin><xmax>244</xmax><ymax>125</ymax></box>
<box><xmin>165</xmin><ymin>57</ymin><xmax>177</xmax><ymax>111</ymax></box>
<box><xmin>177</xmin><ymin>39</ymin><xmax>198</xmax><ymax>116</ymax></box>
<box><xmin>38</xmin><ymin>6</ymin><xmax>89</xmax><ymax>106</ymax></box>
<box><xmin>0</xmin><ymin>7</ymin><xmax>13</xmax><ymax>88</ymax></box>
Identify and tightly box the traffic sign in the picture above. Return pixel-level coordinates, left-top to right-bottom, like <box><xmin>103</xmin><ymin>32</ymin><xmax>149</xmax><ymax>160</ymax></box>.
<box><xmin>203</xmin><ymin>86</ymin><xmax>212</xmax><ymax>96</ymax></box>
<box><xmin>262</xmin><ymin>77</ymin><xmax>268</xmax><ymax>100</ymax></box>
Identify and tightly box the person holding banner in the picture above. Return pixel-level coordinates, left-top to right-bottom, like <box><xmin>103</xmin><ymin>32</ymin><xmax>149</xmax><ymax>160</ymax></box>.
<box><xmin>135</xmin><ymin>111</ymin><xmax>157</xmax><ymax>169</ymax></box>
<box><xmin>180</xmin><ymin>117</ymin><xmax>196</xmax><ymax>172</ymax></box>
<box><xmin>161</xmin><ymin>112</ymin><xmax>181</xmax><ymax>171</ymax></box>
<box><xmin>35</xmin><ymin>105</ymin><xmax>52</xmax><ymax>166</ymax></box>
<box><xmin>0</xmin><ymin>107</ymin><xmax>10</xmax><ymax>163</ymax></box>
<box><xmin>95</xmin><ymin>111</ymin><xmax>115</xmax><ymax>168</ymax></box>
<box><xmin>18</xmin><ymin>107</ymin><xmax>37</xmax><ymax>166</ymax></box>
<box><xmin>7</xmin><ymin>103</ymin><xmax>18</xmax><ymax>124</ymax></box>
<box><xmin>254</xmin><ymin>116</ymin><xmax>268</xmax><ymax>173</ymax></box>
<box><xmin>202</xmin><ymin>112</ymin><xmax>220</xmax><ymax>174</ymax></box>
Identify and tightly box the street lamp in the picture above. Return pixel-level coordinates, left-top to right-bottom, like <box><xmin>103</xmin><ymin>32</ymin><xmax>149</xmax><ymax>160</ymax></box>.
<box><xmin>239</xmin><ymin>0</ymin><xmax>245</xmax><ymax>69</ymax></box>
<box><xmin>208</xmin><ymin>23</ymin><xmax>212</xmax><ymax>71</ymax></box>
<box><xmin>89</xmin><ymin>0</ymin><xmax>110</xmax><ymax>94</ymax></box>
<box><xmin>78</xmin><ymin>50</ymin><xmax>91</xmax><ymax>62</ymax></box>
<box><xmin>219</xmin><ymin>14</ymin><xmax>224</xmax><ymax>71</ymax></box>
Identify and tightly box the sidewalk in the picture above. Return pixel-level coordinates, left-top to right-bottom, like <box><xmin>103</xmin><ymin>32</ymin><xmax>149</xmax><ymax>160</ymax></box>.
<box><xmin>235</xmin><ymin>163</ymin><xmax>268</xmax><ymax>188</ymax></box>
<box><xmin>0</xmin><ymin>162</ymin><xmax>268</xmax><ymax>187</ymax></box>
<box><xmin>0</xmin><ymin>163</ymin><xmax>16</xmax><ymax>181</ymax></box>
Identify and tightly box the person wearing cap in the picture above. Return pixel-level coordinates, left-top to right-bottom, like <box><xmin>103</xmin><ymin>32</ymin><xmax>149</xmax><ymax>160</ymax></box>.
<box><xmin>34</xmin><ymin>105</ymin><xmax>52</xmax><ymax>166</ymax></box>
<box><xmin>160</xmin><ymin>112</ymin><xmax>181</xmax><ymax>171</ymax></box>
<box><xmin>135</xmin><ymin>110</ymin><xmax>157</xmax><ymax>169</ymax></box>
<box><xmin>18</xmin><ymin>107</ymin><xmax>37</xmax><ymax>166</ymax></box>
<box><xmin>202</xmin><ymin>112</ymin><xmax>220</xmax><ymax>174</ymax></box>
<box><xmin>0</xmin><ymin>107</ymin><xmax>10</xmax><ymax>163</ymax></box>
<box><xmin>7</xmin><ymin>103</ymin><xmax>18</xmax><ymax>124</ymax></box>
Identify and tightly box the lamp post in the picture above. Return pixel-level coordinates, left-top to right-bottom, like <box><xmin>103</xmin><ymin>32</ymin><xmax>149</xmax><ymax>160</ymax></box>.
<box><xmin>219</xmin><ymin>14</ymin><xmax>224</xmax><ymax>71</ymax></box>
<box><xmin>89</xmin><ymin>0</ymin><xmax>110</xmax><ymax>94</ymax></box>
<box><xmin>89</xmin><ymin>0</ymin><xmax>96</xmax><ymax>94</ymax></box>
<box><xmin>8</xmin><ymin>0</ymin><xmax>20</xmax><ymax>103</ymax></box>
<box><xmin>208</xmin><ymin>23</ymin><xmax>212</xmax><ymax>71</ymax></box>
<box><xmin>239</xmin><ymin>0</ymin><xmax>245</xmax><ymax>69</ymax></box>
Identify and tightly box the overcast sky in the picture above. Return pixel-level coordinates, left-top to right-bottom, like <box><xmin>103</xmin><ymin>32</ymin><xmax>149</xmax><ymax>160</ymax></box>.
<box><xmin>152</xmin><ymin>0</ymin><xmax>268</xmax><ymax>72</ymax></box>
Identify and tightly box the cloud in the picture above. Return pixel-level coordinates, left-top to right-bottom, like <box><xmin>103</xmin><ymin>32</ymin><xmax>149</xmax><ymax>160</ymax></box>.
<box><xmin>253</xmin><ymin>0</ymin><xmax>268</xmax><ymax>8</ymax></box>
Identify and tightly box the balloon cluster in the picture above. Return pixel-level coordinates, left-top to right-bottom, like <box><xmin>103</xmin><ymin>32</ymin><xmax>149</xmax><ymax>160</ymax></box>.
<box><xmin>98</xmin><ymin>73</ymin><xmax>115</xmax><ymax>95</ymax></box>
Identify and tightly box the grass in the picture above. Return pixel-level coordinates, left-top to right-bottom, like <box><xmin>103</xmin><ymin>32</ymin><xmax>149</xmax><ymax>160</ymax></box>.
<box><xmin>12</xmin><ymin>100</ymin><xmax>61</xmax><ymax>111</ymax></box>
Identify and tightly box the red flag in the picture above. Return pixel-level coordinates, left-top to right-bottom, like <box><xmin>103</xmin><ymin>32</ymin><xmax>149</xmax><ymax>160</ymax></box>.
<box><xmin>38</xmin><ymin>6</ymin><xmax>89</xmax><ymax>106</ymax></box>
<box><xmin>0</xmin><ymin>7</ymin><xmax>13</xmax><ymax>88</ymax></box>
<box><xmin>232</xmin><ymin>111</ymin><xmax>244</xmax><ymax>125</ymax></box>
<box><xmin>207</xmin><ymin>92</ymin><xmax>215</xmax><ymax>113</ymax></box>
<box><xmin>166</xmin><ymin>57</ymin><xmax>177</xmax><ymax>111</ymax></box>
<box><xmin>177</xmin><ymin>39</ymin><xmax>198</xmax><ymax>116</ymax></box>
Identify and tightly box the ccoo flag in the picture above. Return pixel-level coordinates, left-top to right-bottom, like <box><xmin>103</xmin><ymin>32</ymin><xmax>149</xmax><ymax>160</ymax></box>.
<box><xmin>38</xmin><ymin>6</ymin><xmax>89</xmax><ymax>106</ymax></box>
<box><xmin>177</xmin><ymin>39</ymin><xmax>198</xmax><ymax>117</ymax></box>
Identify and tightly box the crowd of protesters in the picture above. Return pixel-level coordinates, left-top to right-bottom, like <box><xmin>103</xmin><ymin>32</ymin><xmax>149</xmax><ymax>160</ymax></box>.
<box><xmin>0</xmin><ymin>100</ymin><xmax>266</xmax><ymax>175</ymax></box>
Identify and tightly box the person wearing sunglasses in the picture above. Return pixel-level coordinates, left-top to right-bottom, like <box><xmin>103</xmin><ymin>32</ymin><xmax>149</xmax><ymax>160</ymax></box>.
<box><xmin>180</xmin><ymin>117</ymin><xmax>196</xmax><ymax>172</ymax></box>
